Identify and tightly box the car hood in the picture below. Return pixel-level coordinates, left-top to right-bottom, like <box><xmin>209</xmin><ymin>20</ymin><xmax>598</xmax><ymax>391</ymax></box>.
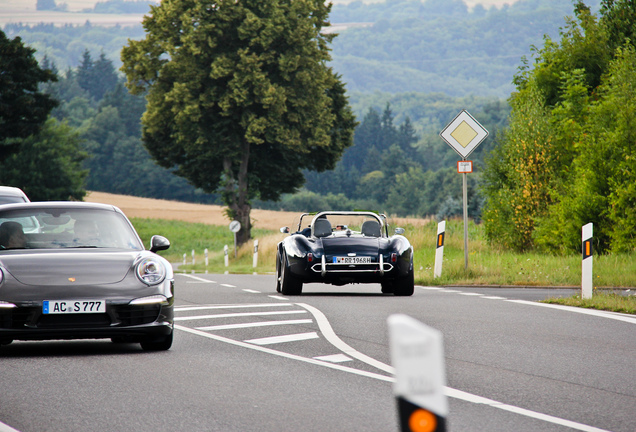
<box><xmin>0</xmin><ymin>250</ymin><xmax>140</xmax><ymax>286</ymax></box>
<box><xmin>320</xmin><ymin>237</ymin><xmax>381</xmax><ymax>256</ymax></box>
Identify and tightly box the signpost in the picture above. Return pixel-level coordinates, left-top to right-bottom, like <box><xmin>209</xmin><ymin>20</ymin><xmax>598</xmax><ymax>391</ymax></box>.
<box><xmin>229</xmin><ymin>220</ymin><xmax>241</xmax><ymax>258</ymax></box>
<box><xmin>440</xmin><ymin>110</ymin><xmax>488</xmax><ymax>270</ymax></box>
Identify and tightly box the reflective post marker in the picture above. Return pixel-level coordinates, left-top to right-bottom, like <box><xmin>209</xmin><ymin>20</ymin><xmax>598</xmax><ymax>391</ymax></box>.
<box><xmin>253</xmin><ymin>239</ymin><xmax>259</xmax><ymax>268</ymax></box>
<box><xmin>388</xmin><ymin>314</ymin><xmax>448</xmax><ymax>432</ymax></box>
<box><xmin>191</xmin><ymin>249</ymin><xmax>195</xmax><ymax>266</ymax></box>
<box><xmin>204</xmin><ymin>248</ymin><xmax>209</xmax><ymax>267</ymax></box>
<box><xmin>582</xmin><ymin>223</ymin><xmax>593</xmax><ymax>299</ymax></box>
<box><xmin>224</xmin><ymin>245</ymin><xmax>229</xmax><ymax>268</ymax></box>
<box><xmin>183</xmin><ymin>253</ymin><xmax>186</xmax><ymax>266</ymax></box>
<box><xmin>434</xmin><ymin>221</ymin><xmax>445</xmax><ymax>278</ymax></box>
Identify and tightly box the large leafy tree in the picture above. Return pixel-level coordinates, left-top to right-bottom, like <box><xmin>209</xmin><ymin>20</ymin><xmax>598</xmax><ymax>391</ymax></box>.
<box><xmin>121</xmin><ymin>0</ymin><xmax>356</xmax><ymax>244</ymax></box>
<box><xmin>0</xmin><ymin>30</ymin><xmax>58</xmax><ymax>160</ymax></box>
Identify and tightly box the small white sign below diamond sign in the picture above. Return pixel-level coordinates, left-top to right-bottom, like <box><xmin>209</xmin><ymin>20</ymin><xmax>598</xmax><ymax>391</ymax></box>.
<box><xmin>439</xmin><ymin>110</ymin><xmax>489</xmax><ymax>159</ymax></box>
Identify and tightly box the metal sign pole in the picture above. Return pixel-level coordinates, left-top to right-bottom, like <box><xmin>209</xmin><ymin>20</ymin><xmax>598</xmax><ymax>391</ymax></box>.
<box><xmin>463</xmin><ymin>170</ymin><xmax>468</xmax><ymax>271</ymax></box>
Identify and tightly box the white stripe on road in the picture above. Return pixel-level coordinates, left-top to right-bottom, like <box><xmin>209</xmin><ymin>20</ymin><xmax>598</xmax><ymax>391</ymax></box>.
<box><xmin>243</xmin><ymin>289</ymin><xmax>260</xmax><ymax>293</ymax></box>
<box><xmin>220</xmin><ymin>284</ymin><xmax>236</xmax><ymax>288</ymax></box>
<box><xmin>245</xmin><ymin>332</ymin><xmax>318</xmax><ymax>345</ymax></box>
<box><xmin>197</xmin><ymin>319</ymin><xmax>312</xmax><ymax>331</ymax></box>
<box><xmin>178</xmin><ymin>274</ymin><xmax>216</xmax><ymax>283</ymax></box>
<box><xmin>175</xmin><ymin>303</ymin><xmax>294</xmax><ymax>312</ymax></box>
<box><xmin>507</xmin><ymin>300</ymin><xmax>636</xmax><ymax>325</ymax></box>
<box><xmin>313</xmin><ymin>354</ymin><xmax>352</xmax><ymax>363</ymax></box>
<box><xmin>176</xmin><ymin>324</ymin><xmax>393</xmax><ymax>381</ymax></box>
<box><xmin>175</xmin><ymin>310</ymin><xmax>307</xmax><ymax>321</ymax></box>
<box><xmin>175</xmin><ymin>323</ymin><xmax>611</xmax><ymax>432</ymax></box>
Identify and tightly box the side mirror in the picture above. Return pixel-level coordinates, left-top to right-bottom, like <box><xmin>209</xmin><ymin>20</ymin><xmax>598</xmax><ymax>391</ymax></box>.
<box><xmin>150</xmin><ymin>235</ymin><xmax>170</xmax><ymax>253</ymax></box>
<box><xmin>280</xmin><ymin>226</ymin><xmax>290</xmax><ymax>234</ymax></box>
<box><xmin>394</xmin><ymin>227</ymin><xmax>405</xmax><ymax>235</ymax></box>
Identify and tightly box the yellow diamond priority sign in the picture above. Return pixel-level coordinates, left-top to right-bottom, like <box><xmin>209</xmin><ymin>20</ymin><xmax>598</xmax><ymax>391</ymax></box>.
<box><xmin>439</xmin><ymin>110</ymin><xmax>488</xmax><ymax>159</ymax></box>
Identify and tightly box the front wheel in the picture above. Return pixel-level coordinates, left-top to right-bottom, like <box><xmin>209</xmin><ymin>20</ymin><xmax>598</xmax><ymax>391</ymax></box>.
<box><xmin>393</xmin><ymin>269</ymin><xmax>414</xmax><ymax>296</ymax></box>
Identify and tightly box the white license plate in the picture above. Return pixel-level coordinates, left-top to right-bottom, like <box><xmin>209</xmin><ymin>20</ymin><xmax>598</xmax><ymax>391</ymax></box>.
<box><xmin>43</xmin><ymin>300</ymin><xmax>106</xmax><ymax>314</ymax></box>
<box><xmin>333</xmin><ymin>256</ymin><xmax>372</xmax><ymax>264</ymax></box>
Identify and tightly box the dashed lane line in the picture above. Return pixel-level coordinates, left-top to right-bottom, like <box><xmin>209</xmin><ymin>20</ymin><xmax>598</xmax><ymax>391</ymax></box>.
<box><xmin>196</xmin><ymin>319</ymin><xmax>313</xmax><ymax>331</ymax></box>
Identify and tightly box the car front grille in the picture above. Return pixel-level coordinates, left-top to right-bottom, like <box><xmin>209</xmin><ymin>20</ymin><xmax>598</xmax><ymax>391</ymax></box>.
<box><xmin>37</xmin><ymin>313</ymin><xmax>111</xmax><ymax>328</ymax></box>
<box><xmin>113</xmin><ymin>304</ymin><xmax>161</xmax><ymax>326</ymax></box>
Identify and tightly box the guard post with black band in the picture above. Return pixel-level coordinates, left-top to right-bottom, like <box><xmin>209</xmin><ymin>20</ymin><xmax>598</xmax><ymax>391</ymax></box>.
<box><xmin>434</xmin><ymin>221</ymin><xmax>445</xmax><ymax>279</ymax></box>
<box><xmin>582</xmin><ymin>223</ymin><xmax>593</xmax><ymax>299</ymax></box>
<box><xmin>388</xmin><ymin>314</ymin><xmax>448</xmax><ymax>432</ymax></box>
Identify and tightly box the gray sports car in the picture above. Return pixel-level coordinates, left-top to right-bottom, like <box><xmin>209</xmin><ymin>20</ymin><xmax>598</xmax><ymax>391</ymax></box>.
<box><xmin>0</xmin><ymin>202</ymin><xmax>174</xmax><ymax>351</ymax></box>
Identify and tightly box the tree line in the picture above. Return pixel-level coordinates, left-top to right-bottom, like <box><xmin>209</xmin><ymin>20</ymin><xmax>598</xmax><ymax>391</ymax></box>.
<box><xmin>481</xmin><ymin>0</ymin><xmax>636</xmax><ymax>254</ymax></box>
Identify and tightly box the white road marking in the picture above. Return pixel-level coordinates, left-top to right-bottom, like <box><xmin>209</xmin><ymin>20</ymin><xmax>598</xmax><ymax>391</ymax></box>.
<box><xmin>243</xmin><ymin>289</ymin><xmax>260</xmax><ymax>293</ymax></box>
<box><xmin>0</xmin><ymin>421</ymin><xmax>21</xmax><ymax>432</ymax></box>
<box><xmin>313</xmin><ymin>354</ymin><xmax>353</xmax><ymax>363</ymax></box>
<box><xmin>178</xmin><ymin>274</ymin><xmax>216</xmax><ymax>283</ymax></box>
<box><xmin>458</xmin><ymin>292</ymin><xmax>482</xmax><ymax>296</ymax></box>
<box><xmin>245</xmin><ymin>332</ymin><xmax>319</xmax><ymax>345</ymax></box>
<box><xmin>220</xmin><ymin>283</ymin><xmax>236</xmax><ymax>288</ymax></box>
<box><xmin>482</xmin><ymin>296</ymin><xmax>507</xmax><ymax>300</ymax></box>
<box><xmin>507</xmin><ymin>300</ymin><xmax>636</xmax><ymax>325</ymax></box>
<box><xmin>268</xmin><ymin>295</ymin><xmax>290</xmax><ymax>301</ymax></box>
<box><xmin>197</xmin><ymin>319</ymin><xmax>313</xmax><ymax>331</ymax></box>
<box><xmin>175</xmin><ymin>310</ymin><xmax>307</xmax><ymax>321</ymax></box>
<box><xmin>176</xmin><ymin>324</ymin><xmax>393</xmax><ymax>381</ymax></box>
<box><xmin>175</xmin><ymin>321</ymin><xmax>612</xmax><ymax>432</ymax></box>
<box><xmin>296</xmin><ymin>303</ymin><xmax>395</xmax><ymax>374</ymax></box>
<box><xmin>175</xmin><ymin>303</ymin><xmax>294</xmax><ymax>312</ymax></box>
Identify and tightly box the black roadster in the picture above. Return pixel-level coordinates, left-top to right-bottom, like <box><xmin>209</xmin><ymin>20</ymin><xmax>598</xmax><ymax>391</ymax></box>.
<box><xmin>276</xmin><ymin>211</ymin><xmax>414</xmax><ymax>296</ymax></box>
<box><xmin>0</xmin><ymin>202</ymin><xmax>174</xmax><ymax>351</ymax></box>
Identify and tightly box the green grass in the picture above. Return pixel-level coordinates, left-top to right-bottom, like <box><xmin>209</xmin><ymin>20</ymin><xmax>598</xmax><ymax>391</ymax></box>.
<box><xmin>542</xmin><ymin>293</ymin><xmax>636</xmax><ymax>315</ymax></box>
<box><xmin>130</xmin><ymin>217</ymin><xmax>636</xmax><ymax>314</ymax></box>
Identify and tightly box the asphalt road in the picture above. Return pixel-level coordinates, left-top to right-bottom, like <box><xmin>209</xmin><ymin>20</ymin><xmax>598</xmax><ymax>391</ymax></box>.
<box><xmin>1</xmin><ymin>274</ymin><xmax>634</xmax><ymax>432</ymax></box>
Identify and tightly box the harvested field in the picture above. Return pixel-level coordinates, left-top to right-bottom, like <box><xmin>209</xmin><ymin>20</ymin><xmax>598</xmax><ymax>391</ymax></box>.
<box><xmin>85</xmin><ymin>191</ymin><xmax>431</xmax><ymax>230</ymax></box>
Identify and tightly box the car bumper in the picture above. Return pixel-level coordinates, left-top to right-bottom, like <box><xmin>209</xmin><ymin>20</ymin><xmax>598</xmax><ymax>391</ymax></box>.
<box><xmin>0</xmin><ymin>302</ymin><xmax>174</xmax><ymax>342</ymax></box>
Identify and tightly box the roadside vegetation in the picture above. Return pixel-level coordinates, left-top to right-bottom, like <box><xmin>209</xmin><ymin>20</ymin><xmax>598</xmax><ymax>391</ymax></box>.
<box><xmin>131</xmin><ymin>217</ymin><xmax>636</xmax><ymax>314</ymax></box>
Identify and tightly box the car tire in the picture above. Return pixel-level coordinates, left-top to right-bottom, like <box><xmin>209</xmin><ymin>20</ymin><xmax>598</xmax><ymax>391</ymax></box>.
<box><xmin>280</xmin><ymin>255</ymin><xmax>303</xmax><ymax>295</ymax></box>
<box><xmin>140</xmin><ymin>329</ymin><xmax>173</xmax><ymax>351</ymax></box>
<box><xmin>393</xmin><ymin>269</ymin><xmax>414</xmax><ymax>296</ymax></box>
<box><xmin>275</xmin><ymin>250</ymin><xmax>282</xmax><ymax>293</ymax></box>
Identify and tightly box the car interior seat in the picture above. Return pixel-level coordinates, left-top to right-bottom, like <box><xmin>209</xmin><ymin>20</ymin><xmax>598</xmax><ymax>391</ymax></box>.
<box><xmin>313</xmin><ymin>218</ymin><xmax>332</xmax><ymax>238</ymax></box>
<box><xmin>361</xmin><ymin>220</ymin><xmax>381</xmax><ymax>237</ymax></box>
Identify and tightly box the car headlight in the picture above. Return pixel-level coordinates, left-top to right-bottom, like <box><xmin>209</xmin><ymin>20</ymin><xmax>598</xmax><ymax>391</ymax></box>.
<box><xmin>0</xmin><ymin>268</ymin><xmax>3</xmax><ymax>285</ymax></box>
<box><xmin>136</xmin><ymin>257</ymin><xmax>166</xmax><ymax>285</ymax></box>
<box><xmin>0</xmin><ymin>301</ymin><xmax>16</xmax><ymax>309</ymax></box>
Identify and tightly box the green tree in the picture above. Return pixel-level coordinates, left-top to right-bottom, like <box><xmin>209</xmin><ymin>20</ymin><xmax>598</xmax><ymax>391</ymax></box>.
<box><xmin>0</xmin><ymin>118</ymin><xmax>87</xmax><ymax>201</ymax></box>
<box><xmin>121</xmin><ymin>0</ymin><xmax>355</xmax><ymax>244</ymax></box>
<box><xmin>482</xmin><ymin>0</ymin><xmax>636</xmax><ymax>253</ymax></box>
<box><xmin>0</xmin><ymin>30</ymin><xmax>58</xmax><ymax>160</ymax></box>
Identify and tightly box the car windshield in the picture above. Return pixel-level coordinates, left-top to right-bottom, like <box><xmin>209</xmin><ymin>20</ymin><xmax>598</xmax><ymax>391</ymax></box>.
<box><xmin>0</xmin><ymin>196</ymin><xmax>27</xmax><ymax>204</ymax></box>
<box><xmin>0</xmin><ymin>207</ymin><xmax>144</xmax><ymax>250</ymax></box>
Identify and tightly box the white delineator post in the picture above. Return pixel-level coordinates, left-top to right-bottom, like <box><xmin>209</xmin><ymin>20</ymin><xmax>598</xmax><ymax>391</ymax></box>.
<box><xmin>582</xmin><ymin>223</ymin><xmax>593</xmax><ymax>299</ymax></box>
<box><xmin>224</xmin><ymin>245</ymin><xmax>229</xmax><ymax>268</ymax></box>
<box><xmin>434</xmin><ymin>221</ymin><xmax>446</xmax><ymax>278</ymax></box>
<box><xmin>253</xmin><ymin>239</ymin><xmax>259</xmax><ymax>269</ymax></box>
<box><xmin>204</xmin><ymin>248</ymin><xmax>209</xmax><ymax>267</ymax></box>
<box><xmin>388</xmin><ymin>314</ymin><xmax>448</xmax><ymax>432</ymax></box>
<box><xmin>191</xmin><ymin>249</ymin><xmax>195</xmax><ymax>266</ymax></box>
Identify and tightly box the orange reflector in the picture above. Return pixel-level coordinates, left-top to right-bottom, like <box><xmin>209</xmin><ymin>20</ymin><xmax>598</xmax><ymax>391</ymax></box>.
<box><xmin>586</xmin><ymin>242</ymin><xmax>590</xmax><ymax>257</ymax></box>
<box><xmin>438</xmin><ymin>234</ymin><xmax>443</xmax><ymax>247</ymax></box>
<box><xmin>409</xmin><ymin>409</ymin><xmax>437</xmax><ymax>432</ymax></box>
